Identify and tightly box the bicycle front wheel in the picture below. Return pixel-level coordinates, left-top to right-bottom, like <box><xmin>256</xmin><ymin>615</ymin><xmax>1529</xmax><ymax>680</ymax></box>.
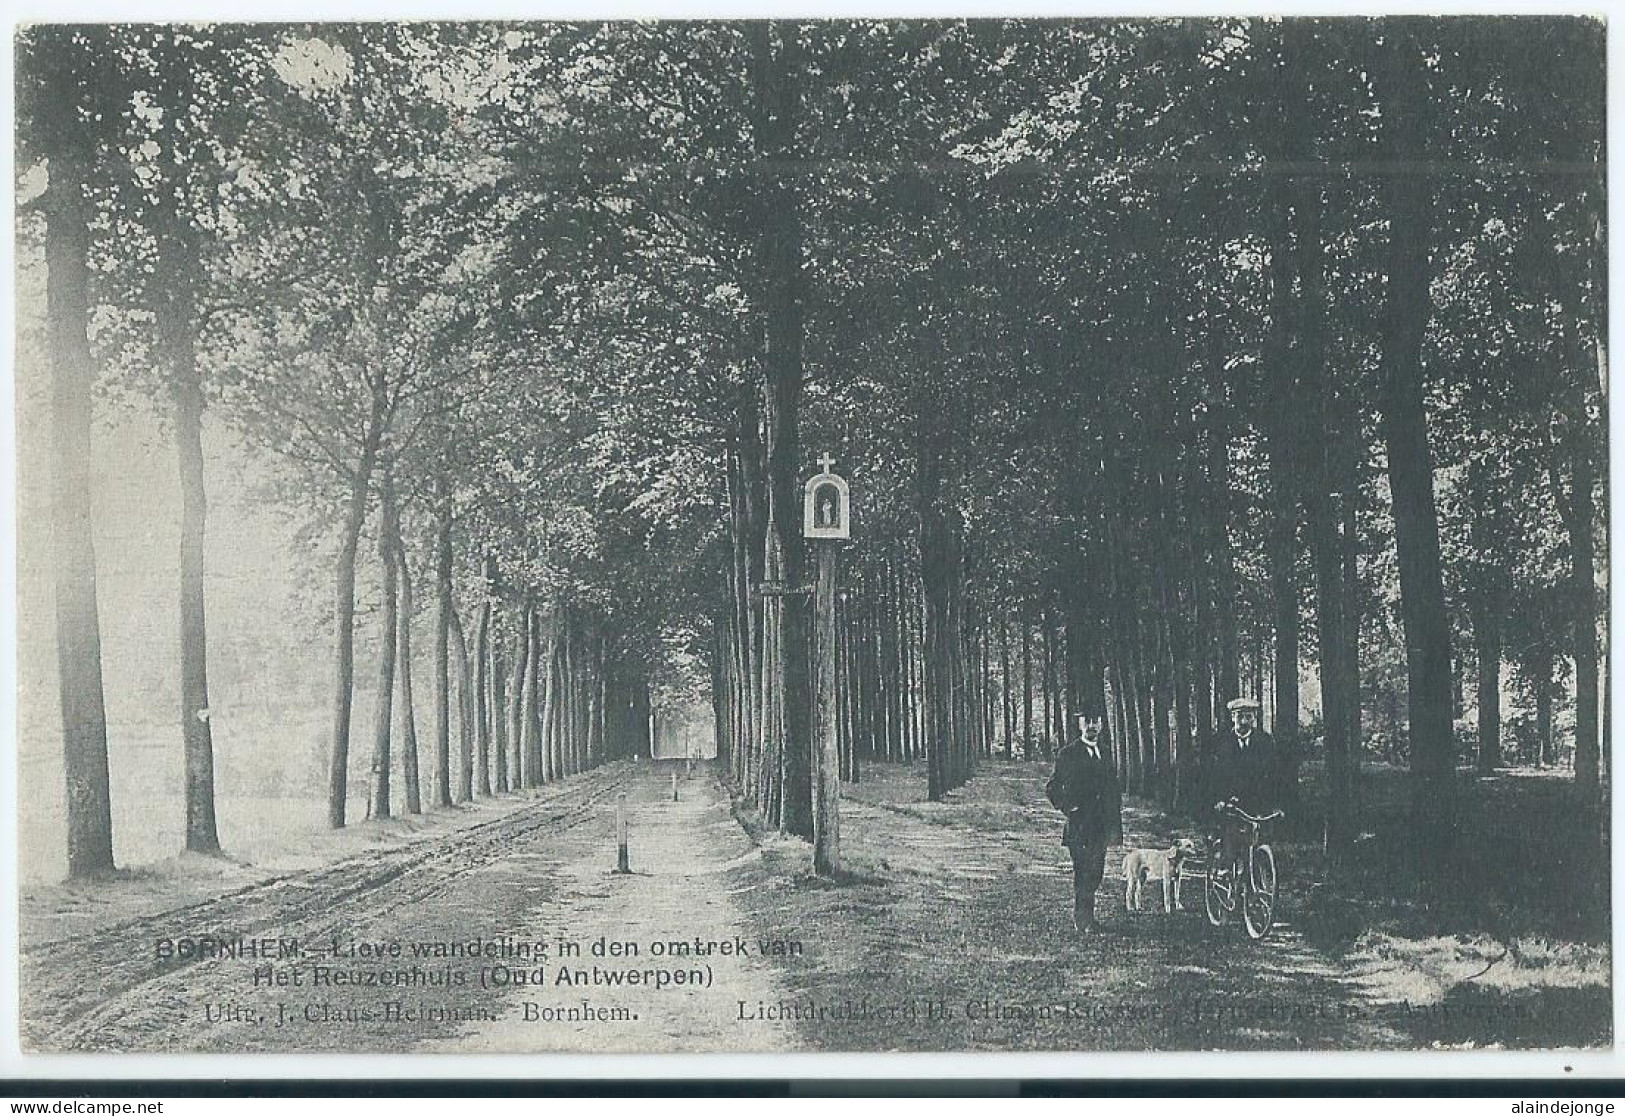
<box><xmin>1204</xmin><ymin>859</ymin><xmax>1230</xmax><ymax>927</ymax></box>
<box><xmin>1243</xmin><ymin>844</ymin><xmax>1277</xmax><ymax>941</ymax></box>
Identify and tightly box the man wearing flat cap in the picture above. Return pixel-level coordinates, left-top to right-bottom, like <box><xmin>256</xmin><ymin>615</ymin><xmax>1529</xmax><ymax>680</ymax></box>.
<box><xmin>1046</xmin><ymin>713</ymin><xmax>1123</xmax><ymax>935</ymax></box>
<box><xmin>1210</xmin><ymin>696</ymin><xmax>1284</xmax><ymax>872</ymax></box>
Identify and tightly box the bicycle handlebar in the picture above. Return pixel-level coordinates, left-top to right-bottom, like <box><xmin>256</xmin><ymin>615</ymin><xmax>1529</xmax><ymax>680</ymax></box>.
<box><xmin>1215</xmin><ymin>800</ymin><xmax>1285</xmax><ymax>825</ymax></box>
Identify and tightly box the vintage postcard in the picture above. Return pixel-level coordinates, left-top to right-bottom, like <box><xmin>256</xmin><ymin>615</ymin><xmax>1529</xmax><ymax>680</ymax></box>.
<box><xmin>11</xmin><ymin>17</ymin><xmax>1610</xmax><ymax>1058</ymax></box>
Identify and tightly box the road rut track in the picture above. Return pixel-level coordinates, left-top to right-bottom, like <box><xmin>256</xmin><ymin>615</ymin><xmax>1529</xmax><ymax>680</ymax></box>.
<box><xmin>22</xmin><ymin>763</ymin><xmax>630</xmax><ymax>1051</ymax></box>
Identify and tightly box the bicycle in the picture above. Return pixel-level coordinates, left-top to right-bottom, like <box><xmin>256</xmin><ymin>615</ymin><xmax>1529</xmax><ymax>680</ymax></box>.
<box><xmin>1203</xmin><ymin>800</ymin><xmax>1285</xmax><ymax>941</ymax></box>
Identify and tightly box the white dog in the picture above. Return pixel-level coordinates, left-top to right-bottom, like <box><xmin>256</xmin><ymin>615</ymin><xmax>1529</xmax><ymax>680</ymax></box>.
<box><xmin>1123</xmin><ymin>840</ymin><xmax>1198</xmax><ymax>913</ymax></box>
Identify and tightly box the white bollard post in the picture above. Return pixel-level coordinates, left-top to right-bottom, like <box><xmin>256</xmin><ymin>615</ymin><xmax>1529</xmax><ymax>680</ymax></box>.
<box><xmin>614</xmin><ymin>793</ymin><xmax>630</xmax><ymax>874</ymax></box>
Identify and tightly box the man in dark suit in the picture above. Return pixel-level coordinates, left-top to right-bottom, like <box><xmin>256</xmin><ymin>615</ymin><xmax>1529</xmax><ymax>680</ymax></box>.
<box><xmin>1209</xmin><ymin>696</ymin><xmax>1284</xmax><ymax>872</ymax></box>
<box><xmin>1046</xmin><ymin>714</ymin><xmax>1124</xmax><ymax>934</ymax></box>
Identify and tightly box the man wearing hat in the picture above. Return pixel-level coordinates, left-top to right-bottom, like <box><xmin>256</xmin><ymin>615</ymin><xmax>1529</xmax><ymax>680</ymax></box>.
<box><xmin>1045</xmin><ymin>713</ymin><xmax>1123</xmax><ymax>935</ymax></box>
<box><xmin>1210</xmin><ymin>696</ymin><xmax>1284</xmax><ymax>871</ymax></box>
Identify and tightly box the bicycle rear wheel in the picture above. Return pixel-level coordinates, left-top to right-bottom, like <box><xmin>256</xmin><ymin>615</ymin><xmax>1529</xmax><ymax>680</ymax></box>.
<box><xmin>1243</xmin><ymin>844</ymin><xmax>1277</xmax><ymax>940</ymax></box>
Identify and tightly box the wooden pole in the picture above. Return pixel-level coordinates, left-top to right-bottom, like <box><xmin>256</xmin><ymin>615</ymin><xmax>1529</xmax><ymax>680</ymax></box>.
<box><xmin>614</xmin><ymin>793</ymin><xmax>630</xmax><ymax>873</ymax></box>
<box><xmin>812</xmin><ymin>541</ymin><xmax>842</xmax><ymax>876</ymax></box>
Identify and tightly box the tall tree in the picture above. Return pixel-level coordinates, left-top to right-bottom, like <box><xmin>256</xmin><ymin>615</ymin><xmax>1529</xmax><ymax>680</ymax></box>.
<box><xmin>22</xmin><ymin>27</ymin><xmax>117</xmax><ymax>877</ymax></box>
<box><xmin>751</xmin><ymin>20</ymin><xmax>814</xmax><ymax>837</ymax></box>
<box><xmin>1374</xmin><ymin>22</ymin><xmax>1457</xmax><ymax>869</ymax></box>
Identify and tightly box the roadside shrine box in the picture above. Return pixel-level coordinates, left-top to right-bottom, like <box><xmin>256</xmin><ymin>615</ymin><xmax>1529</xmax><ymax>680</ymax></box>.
<box><xmin>802</xmin><ymin>454</ymin><xmax>850</xmax><ymax>541</ymax></box>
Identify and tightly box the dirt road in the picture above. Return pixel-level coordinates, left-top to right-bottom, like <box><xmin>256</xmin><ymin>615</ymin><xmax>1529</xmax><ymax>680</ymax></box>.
<box><xmin>28</xmin><ymin>757</ymin><xmax>1586</xmax><ymax>1055</ymax></box>
<box><xmin>21</xmin><ymin>760</ymin><xmax>798</xmax><ymax>1053</ymax></box>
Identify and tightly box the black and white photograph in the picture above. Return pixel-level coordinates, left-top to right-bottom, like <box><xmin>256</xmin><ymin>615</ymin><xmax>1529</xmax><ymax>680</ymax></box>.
<box><xmin>11</xmin><ymin>16</ymin><xmax>1611</xmax><ymax>1057</ymax></box>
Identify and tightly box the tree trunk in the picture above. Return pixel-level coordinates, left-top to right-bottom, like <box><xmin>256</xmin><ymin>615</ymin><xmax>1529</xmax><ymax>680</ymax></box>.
<box><xmin>369</xmin><ymin>455</ymin><xmax>399</xmax><ymax>821</ymax></box>
<box><xmin>875</xmin><ymin>563</ymin><xmax>896</xmax><ymax>761</ymax></box>
<box><xmin>730</xmin><ymin>391</ymin><xmax>768</xmax><ymax>795</ymax></box>
<box><xmin>567</xmin><ymin>624</ymin><xmax>585</xmax><ymax>774</ymax></box>
<box><xmin>1307</xmin><ymin>485</ymin><xmax>1356</xmax><ymax>860</ymax></box>
<box><xmin>1543</xmin><ymin>19</ymin><xmax>1606</xmax><ymax>821</ymax></box>
<box><xmin>1055</xmin><ymin>616</ymin><xmax>1071</xmax><ymax>757</ymax></box>
<box><xmin>866</xmin><ymin>578</ymin><xmax>884</xmax><ymax>769</ymax></box>
<box><xmin>1534</xmin><ymin>650</ymin><xmax>1554</xmax><ymax>768</ymax></box>
<box><xmin>1209</xmin><ymin>435</ymin><xmax>1241</xmax><ymax>712</ymax></box>
<box><xmin>712</xmin><ymin>617</ymin><xmax>730</xmax><ymax>773</ymax></box>
<box><xmin>811</xmin><ymin>544</ymin><xmax>842</xmax><ymax>873</ymax></box>
<box><xmin>507</xmin><ymin>605</ymin><xmax>528</xmax><ymax>786</ymax></box>
<box><xmin>1549</xmin><ymin>316</ymin><xmax>1602</xmax><ymax>810</ymax></box>
<box><xmin>751</xmin><ymin>20</ymin><xmax>812</xmax><ymax>839</ymax></box>
<box><xmin>527</xmin><ymin>608</ymin><xmax>547</xmax><ymax>782</ymax></box>
<box><xmin>1122</xmin><ymin>640</ymin><xmax>1147</xmax><ymax>795</ymax></box>
<box><xmin>326</xmin><ymin>403</ymin><xmax>382</xmax><ymax>827</ymax></box>
<box><xmin>900</xmin><ymin>568</ymin><xmax>920</xmax><ymax>762</ymax></box>
<box><xmin>1265</xmin><ymin>445</ymin><xmax>1300</xmax><ymax>773</ymax></box>
<box><xmin>1162</xmin><ymin>549</ymin><xmax>1196</xmax><ymax>814</ymax></box>
<box><xmin>1021</xmin><ymin>619</ymin><xmax>1034</xmax><ymax>758</ymax></box>
<box><xmin>559</xmin><ymin>623</ymin><xmax>575</xmax><ymax>776</ymax></box>
<box><xmin>488</xmin><ymin>580</ymin><xmax>508</xmax><ymax>794</ymax></box>
<box><xmin>395</xmin><ymin>542</ymin><xmax>422</xmax><ymax>814</ymax></box>
<box><xmin>1190</xmin><ymin>432</ymin><xmax>1217</xmax><ymax>778</ymax></box>
<box><xmin>999</xmin><ymin>619</ymin><xmax>1014</xmax><ymax>758</ymax></box>
<box><xmin>980</xmin><ymin>618</ymin><xmax>994</xmax><ymax>762</ymax></box>
<box><xmin>857</xmin><ymin>576</ymin><xmax>879</xmax><ymax>775</ymax></box>
<box><xmin>1200</xmin><ymin>414</ymin><xmax>1237</xmax><ymax>762</ymax></box>
<box><xmin>1039</xmin><ymin>620</ymin><xmax>1053</xmax><ymax>759</ymax></box>
<box><xmin>835</xmin><ymin>587</ymin><xmax>851</xmax><ymax>781</ymax></box>
<box><xmin>1107</xmin><ymin>661</ymin><xmax>1129</xmax><ymax>773</ymax></box>
<box><xmin>157</xmin><ymin>218</ymin><xmax>221</xmax><ymax>856</ymax></box>
<box><xmin>918</xmin><ymin>425</ymin><xmax>965</xmax><ymax>802</ymax></box>
<box><xmin>1472</xmin><ymin>590</ymin><xmax>1503</xmax><ymax>774</ymax></box>
<box><xmin>431</xmin><ymin>490</ymin><xmax>453</xmax><ymax>808</ymax></box>
<box><xmin>448</xmin><ymin>607</ymin><xmax>476</xmax><ymax>803</ymax></box>
<box><xmin>639</xmin><ymin>676</ymin><xmax>656</xmax><ymax>758</ymax></box>
<box><xmin>1295</xmin><ymin>207</ymin><xmax>1357</xmax><ymax>856</ymax></box>
<box><xmin>1341</xmin><ymin>482</ymin><xmax>1363</xmax><ymax>784</ymax></box>
<box><xmin>1551</xmin><ymin>415</ymin><xmax>1601</xmax><ymax>801</ymax></box>
<box><xmin>468</xmin><ymin>594</ymin><xmax>488</xmax><ymax>802</ymax></box>
<box><xmin>593</xmin><ymin>642</ymin><xmax>607</xmax><ymax>770</ymax></box>
<box><xmin>515</xmin><ymin>606</ymin><xmax>537</xmax><ymax>787</ymax></box>
<box><xmin>45</xmin><ymin>122</ymin><xmax>116</xmax><ymax>876</ymax></box>
<box><xmin>725</xmin><ymin>416</ymin><xmax>760</xmax><ymax>795</ymax></box>
<box><xmin>545</xmin><ymin>615</ymin><xmax>564</xmax><ymax>782</ymax></box>
<box><xmin>1260</xmin><ymin>28</ymin><xmax>1304</xmax><ymax>801</ymax></box>
<box><xmin>760</xmin><ymin>530</ymin><xmax>789</xmax><ymax>825</ymax></box>
<box><xmin>1378</xmin><ymin>24</ymin><xmax>1458</xmax><ymax>870</ymax></box>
